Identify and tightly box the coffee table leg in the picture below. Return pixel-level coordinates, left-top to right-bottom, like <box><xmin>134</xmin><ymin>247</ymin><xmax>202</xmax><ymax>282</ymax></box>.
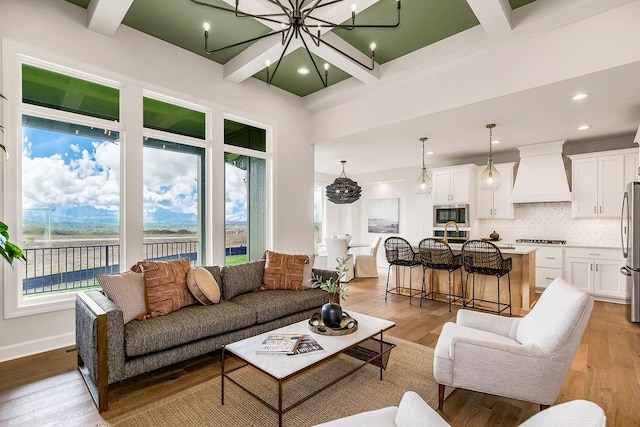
<box><xmin>278</xmin><ymin>379</ymin><xmax>283</xmax><ymax>427</ymax></box>
<box><xmin>379</xmin><ymin>331</ymin><xmax>384</xmax><ymax>380</ymax></box>
<box><xmin>221</xmin><ymin>346</ymin><xmax>226</xmax><ymax>405</ymax></box>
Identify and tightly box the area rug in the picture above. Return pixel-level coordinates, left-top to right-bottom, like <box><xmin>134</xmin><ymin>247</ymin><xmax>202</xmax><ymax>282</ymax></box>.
<box><xmin>101</xmin><ymin>337</ymin><xmax>453</xmax><ymax>426</ymax></box>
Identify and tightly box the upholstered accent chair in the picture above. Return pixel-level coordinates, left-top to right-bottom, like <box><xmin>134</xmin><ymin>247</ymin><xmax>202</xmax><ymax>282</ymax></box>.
<box><xmin>355</xmin><ymin>236</ymin><xmax>382</xmax><ymax>278</ymax></box>
<box><xmin>325</xmin><ymin>237</ymin><xmax>355</xmax><ymax>282</ymax></box>
<box><xmin>434</xmin><ymin>278</ymin><xmax>594</xmax><ymax>411</ymax></box>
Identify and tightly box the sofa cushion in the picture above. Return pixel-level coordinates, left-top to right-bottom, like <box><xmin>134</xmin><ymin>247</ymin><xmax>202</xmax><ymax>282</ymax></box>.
<box><xmin>132</xmin><ymin>258</ymin><xmax>195</xmax><ymax>316</ymax></box>
<box><xmin>124</xmin><ymin>301</ymin><xmax>256</xmax><ymax>357</ymax></box>
<box><xmin>97</xmin><ymin>271</ymin><xmax>147</xmax><ymax>324</ymax></box>
<box><xmin>187</xmin><ymin>267</ymin><xmax>221</xmax><ymax>305</ymax></box>
<box><xmin>261</xmin><ymin>250</ymin><xmax>308</xmax><ymax>291</ymax></box>
<box><xmin>232</xmin><ymin>288</ymin><xmax>328</xmax><ymax>324</ymax></box>
<box><xmin>203</xmin><ymin>265</ymin><xmax>223</xmax><ymax>288</ymax></box>
<box><xmin>220</xmin><ymin>260</ymin><xmax>265</xmax><ymax>300</ymax></box>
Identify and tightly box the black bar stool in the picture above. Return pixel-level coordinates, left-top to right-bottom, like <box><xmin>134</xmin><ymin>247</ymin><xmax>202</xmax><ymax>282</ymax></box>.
<box><xmin>461</xmin><ymin>240</ymin><xmax>512</xmax><ymax>315</ymax></box>
<box><xmin>384</xmin><ymin>237</ymin><xmax>423</xmax><ymax>304</ymax></box>
<box><xmin>418</xmin><ymin>238</ymin><xmax>464</xmax><ymax>312</ymax></box>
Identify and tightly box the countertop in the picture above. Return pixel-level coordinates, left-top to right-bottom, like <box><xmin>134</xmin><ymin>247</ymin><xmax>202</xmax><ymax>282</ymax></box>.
<box><xmin>446</xmin><ymin>243</ymin><xmax>536</xmax><ymax>255</ymax></box>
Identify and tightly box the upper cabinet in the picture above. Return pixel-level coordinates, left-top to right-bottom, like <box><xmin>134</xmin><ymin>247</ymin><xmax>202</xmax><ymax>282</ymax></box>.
<box><xmin>476</xmin><ymin>162</ymin><xmax>515</xmax><ymax>219</ymax></box>
<box><xmin>432</xmin><ymin>165</ymin><xmax>476</xmax><ymax>205</ymax></box>
<box><xmin>569</xmin><ymin>149</ymin><xmax>637</xmax><ymax>218</ymax></box>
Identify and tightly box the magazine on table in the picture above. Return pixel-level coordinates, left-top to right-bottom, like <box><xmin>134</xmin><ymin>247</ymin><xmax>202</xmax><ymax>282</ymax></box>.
<box><xmin>288</xmin><ymin>335</ymin><xmax>324</xmax><ymax>356</ymax></box>
<box><xmin>256</xmin><ymin>334</ymin><xmax>303</xmax><ymax>354</ymax></box>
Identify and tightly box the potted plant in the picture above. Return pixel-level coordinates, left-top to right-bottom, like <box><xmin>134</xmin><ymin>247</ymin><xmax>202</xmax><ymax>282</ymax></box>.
<box><xmin>311</xmin><ymin>256</ymin><xmax>349</xmax><ymax>328</ymax></box>
<box><xmin>0</xmin><ymin>92</ymin><xmax>26</xmax><ymax>265</ymax></box>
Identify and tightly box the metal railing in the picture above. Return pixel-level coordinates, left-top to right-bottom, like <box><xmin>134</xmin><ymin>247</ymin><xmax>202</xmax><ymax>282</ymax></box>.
<box><xmin>22</xmin><ymin>240</ymin><xmax>200</xmax><ymax>295</ymax></box>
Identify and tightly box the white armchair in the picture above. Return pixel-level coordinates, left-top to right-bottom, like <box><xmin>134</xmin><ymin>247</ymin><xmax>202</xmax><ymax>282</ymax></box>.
<box><xmin>434</xmin><ymin>278</ymin><xmax>594</xmax><ymax>410</ymax></box>
<box><xmin>325</xmin><ymin>237</ymin><xmax>354</xmax><ymax>282</ymax></box>
<box><xmin>314</xmin><ymin>392</ymin><xmax>605</xmax><ymax>427</ymax></box>
<box><xmin>355</xmin><ymin>236</ymin><xmax>382</xmax><ymax>278</ymax></box>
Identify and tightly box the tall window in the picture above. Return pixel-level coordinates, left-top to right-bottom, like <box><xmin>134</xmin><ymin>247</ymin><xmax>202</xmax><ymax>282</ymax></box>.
<box><xmin>142</xmin><ymin>96</ymin><xmax>207</xmax><ymax>265</ymax></box>
<box><xmin>224</xmin><ymin>119</ymin><xmax>268</xmax><ymax>264</ymax></box>
<box><xmin>20</xmin><ymin>63</ymin><xmax>121</xmax><ymax>296</ymax></box>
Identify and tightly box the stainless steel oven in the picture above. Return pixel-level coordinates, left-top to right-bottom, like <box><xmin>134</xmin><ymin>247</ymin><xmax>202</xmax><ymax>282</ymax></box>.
<box><xmin>433</xmin><ymin>204</ymin><xmax>470</xmax><ymax>228</ymax></box>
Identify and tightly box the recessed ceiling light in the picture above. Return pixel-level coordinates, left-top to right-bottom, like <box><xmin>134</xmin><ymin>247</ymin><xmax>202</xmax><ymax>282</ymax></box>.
<box><xmin>572</xmin><ymin>93</ymin><xmax>590</xmax><ymax>101</ymax></box>
<box><xmin>297</xmin><ymin>67</ymin><xmax>310</xmax><ymax>75</ymax></box>
<box><xmin>578</xmin><ymin>124</ymin><xmax>591</xmax><ymax>130</ymax></box>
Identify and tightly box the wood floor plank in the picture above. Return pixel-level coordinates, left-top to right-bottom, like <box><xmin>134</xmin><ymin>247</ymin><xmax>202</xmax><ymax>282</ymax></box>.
<box><xmin>0</xmin><ymin>276</ymin><xmax>638</xmax><ymax>426</ymax></box>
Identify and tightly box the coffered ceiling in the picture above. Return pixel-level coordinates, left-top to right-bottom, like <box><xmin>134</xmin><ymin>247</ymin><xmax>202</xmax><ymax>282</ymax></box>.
<box><xmin>66</xmin><ymin>0</ymin><xmax>534</xmax><ymax>97</ymax></box>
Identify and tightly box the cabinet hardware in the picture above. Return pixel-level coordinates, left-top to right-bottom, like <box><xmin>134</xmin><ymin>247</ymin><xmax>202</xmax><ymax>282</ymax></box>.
<box><xmin>545</xmin><ymin>277</ymin><xmax>555</xmax><ymax>280</ymax></box>
<box><xmin>589</xmin><ymin>253</ymin><xmax>599</xmax><ymax>256</ymax></box>
<box><xmin>545</xmin><ymin>257</ymin><xmax>555</xmax><ymax>259</ymax></box>
<box><xmin>599</xmin><ymin>206</ymin><xmax>602</xmax><ymax>214</ymax></box>
<box><xmin>594</xmin><ymin>206</ymin><xmax>597</xmax><ymax>214</ymax></box>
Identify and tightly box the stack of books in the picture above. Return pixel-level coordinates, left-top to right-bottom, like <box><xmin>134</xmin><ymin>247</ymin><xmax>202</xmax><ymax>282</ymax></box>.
<box><xmin>256</xmin><ymin>333</ymin><xmax>324</xmax><ymax>355</ymax></box>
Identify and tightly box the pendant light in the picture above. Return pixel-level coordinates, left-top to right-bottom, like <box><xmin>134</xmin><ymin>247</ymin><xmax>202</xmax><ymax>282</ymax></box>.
<box><xmin>480</xmin><ymin>123</ymin><xmax>502</xmax><ymax>191</ymax></box>
<box><xmin>415</xmin><ymin>137</ymin><xmax>432</xmax><ymax>195</ymax></box>
<box><xmin>326</xmin><ymin>160</ymin><xmax>362</xmax><ymax>204</ymax></box>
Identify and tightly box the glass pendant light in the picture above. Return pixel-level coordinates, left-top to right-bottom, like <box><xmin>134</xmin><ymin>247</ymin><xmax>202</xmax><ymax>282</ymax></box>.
<box><xmin>415</xmin><ymin>137</ymin><xmax>432</xmax><ymax>195</ymax></box>
<box><xmin>480</xmin><ymin>123</ymin><xmax>502</xmax><ymax>191</ymax></box>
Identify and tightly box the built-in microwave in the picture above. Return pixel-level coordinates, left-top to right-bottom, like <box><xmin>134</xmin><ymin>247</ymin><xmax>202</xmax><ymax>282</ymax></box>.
<box><xmin>433</xmin><ymin>204</ymin><xmax>470</xmax><ymax>228</ymax></box>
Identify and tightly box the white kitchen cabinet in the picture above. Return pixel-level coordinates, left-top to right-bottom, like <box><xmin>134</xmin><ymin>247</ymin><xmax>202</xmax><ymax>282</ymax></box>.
<box><xmin>535</xmin><ymin>246</ymin><xmax>564</xmax><ymax>289</ymax></box>
<box><xmin>569</xmin><ymin>152</ymin><xmax>626</xmax><ymax>218</ymax></box>
<box><xmin>564</xmin><ymin>248</ymin><xmax>627</xmax><ymax>301</ymax></box>
<box><xmin>625</xmin><ymin>151</ymin><xmax>639</xmax><ymax>184</ymax></box>
<box><xmin>476</xmin><ymin>163</ymin><xmax>514</xmax><ymax>219</ymax></box>
<box><xmin>432</xmin><ymin>165</ymin><xmax>475</xmax><ymax>205</ymax></box>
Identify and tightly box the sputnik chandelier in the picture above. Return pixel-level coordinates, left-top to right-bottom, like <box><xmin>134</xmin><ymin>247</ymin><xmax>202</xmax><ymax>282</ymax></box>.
<box><xmin>191</xmin><ymin>0</ymin><xmax>402</xmax><ymax>87</ymax></box>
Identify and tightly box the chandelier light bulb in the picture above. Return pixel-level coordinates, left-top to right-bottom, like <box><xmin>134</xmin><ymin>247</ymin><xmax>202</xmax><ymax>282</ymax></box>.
<box><xmin>351</xmin><ymin>4</ymin><xmax>357</xmax><ymax>12</ymax></box>
<box><xmin>369</xmin><ymin>42</ymin><xmax>377</xmax><ymax>52</ymax></box>
<box><xmin>203</xmin><ymin>22</ymin><xmax>211</xmax><ymax>32</ymax></box>
<box><xmin>324</xmin><ymin>63</ymin><xmax>330</xmax><ymax>71</ymax></box>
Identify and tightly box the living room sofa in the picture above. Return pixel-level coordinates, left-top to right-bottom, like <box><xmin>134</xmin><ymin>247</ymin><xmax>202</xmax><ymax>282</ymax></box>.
<box><xmin>75</xmin><ymin>259</ymin><xmax>336</xmax><ymax>412</ymax></box>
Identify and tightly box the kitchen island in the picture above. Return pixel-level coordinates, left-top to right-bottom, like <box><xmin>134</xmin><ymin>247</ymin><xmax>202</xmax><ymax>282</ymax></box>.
<box><xmin>394</xmin><ymin>244</ymin><xmax>537</xmax><ymax>313</ymax></box>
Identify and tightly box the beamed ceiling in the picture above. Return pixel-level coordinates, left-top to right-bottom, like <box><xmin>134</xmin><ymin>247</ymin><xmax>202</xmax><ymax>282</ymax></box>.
<box><xmin>65</xmin><ymin>0</ymin><xmax>535</xmax><ymax>97</ymax></box>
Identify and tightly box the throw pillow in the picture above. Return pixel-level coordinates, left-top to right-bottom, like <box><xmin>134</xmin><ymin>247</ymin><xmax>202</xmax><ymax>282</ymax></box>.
<box><xmin>302</xmin><ymin>254</ymin><xmax>316</xmax><ymax>288</ymax></box>
<box><xmin>187</xmin><ymin>267</ymin><xmax>221</xmax><ymax>305</ymax></box>
<box><xmin>131</xmin><ymin>258</ymin><xmax>194</xmax><ymax>317</ymax></box>
<box><xmin>97</xmin><ymin>271</ymin><xmax>147</xmax><ymax>324</ymax></box>
<box><xmin>260</xmin><ymin>250</ymin><xmax>308</xmax><ymax>291</ymax></box>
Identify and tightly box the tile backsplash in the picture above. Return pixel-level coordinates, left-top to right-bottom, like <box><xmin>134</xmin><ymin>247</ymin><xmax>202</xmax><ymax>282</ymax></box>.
<box><xmin>476</xmin><ymin>202</ymin><xmax>620</xmax><ymax>247</ymax></box>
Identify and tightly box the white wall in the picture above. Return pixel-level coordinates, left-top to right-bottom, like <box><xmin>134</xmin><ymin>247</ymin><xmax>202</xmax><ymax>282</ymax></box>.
<box><xmin>0</xmin><ymin>0</ymin><xmax>314</xmax><ymax>361</ymax></box>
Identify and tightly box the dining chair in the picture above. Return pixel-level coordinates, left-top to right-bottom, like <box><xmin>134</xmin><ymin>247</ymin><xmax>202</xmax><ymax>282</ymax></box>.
<box><xmin>354</xmin><ymin>236</ymin><xmax>382</xmax><ymax>278</ymax></box>
<box><xmin>325</xmin><ymin>237</ymin><xmax>354</xmax><ymax>282</ymax></box>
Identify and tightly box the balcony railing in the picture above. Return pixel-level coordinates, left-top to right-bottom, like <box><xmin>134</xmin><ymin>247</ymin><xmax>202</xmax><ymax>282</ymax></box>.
<box><xmin>22</xmin><ymin>241</ymin><xmax>200</xmax><ymax>295</ymax></box>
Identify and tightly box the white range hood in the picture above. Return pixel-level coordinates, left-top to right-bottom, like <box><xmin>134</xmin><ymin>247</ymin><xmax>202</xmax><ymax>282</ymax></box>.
<box><xmin>512</xmin><ymin>140</ymin><xmax>572</xmax><ymax>203</ymax></box>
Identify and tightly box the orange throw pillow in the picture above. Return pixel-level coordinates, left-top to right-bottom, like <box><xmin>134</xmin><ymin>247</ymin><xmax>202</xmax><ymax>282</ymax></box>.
<box><xmin>132</xmin><ymin>258</ymin><xmax>195</xmax><ymax>317</ymax></box>
<box><xmin>261</xmin><ymin>251</ymin><xmax>308</xmax><ymax>290</ymax></box>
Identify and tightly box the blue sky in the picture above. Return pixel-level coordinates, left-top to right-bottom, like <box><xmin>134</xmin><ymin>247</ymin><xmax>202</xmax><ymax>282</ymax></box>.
<box><xmin>22</xmin><ymin>126</ymin><xmax>248</xmax><ymax>229</ymax></box>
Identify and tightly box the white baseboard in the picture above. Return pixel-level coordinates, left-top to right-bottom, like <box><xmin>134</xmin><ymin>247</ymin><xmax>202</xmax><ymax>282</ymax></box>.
<box><xmin>0</xmin><ymin>332</ymin><xmax>75</xmax><ymax>363</ymax></box>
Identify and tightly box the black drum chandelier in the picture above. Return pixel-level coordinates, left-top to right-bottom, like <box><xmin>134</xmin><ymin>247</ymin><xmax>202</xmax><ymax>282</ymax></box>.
<box><xmin>326</xmin><ymin>160</ymin><xmax>361</xmax><ymax>204</ymax></box>
<box><xmin>191</xmin><ymin>0</ymin><xmax>401</xmax><ymax>87</ymax></box>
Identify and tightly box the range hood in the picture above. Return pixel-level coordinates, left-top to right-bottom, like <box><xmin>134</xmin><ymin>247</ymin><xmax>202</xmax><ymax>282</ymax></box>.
<box><xmin>512</xmin><ymin>140</ymin><xmax>571</xmax><ymax>203</ymax></box>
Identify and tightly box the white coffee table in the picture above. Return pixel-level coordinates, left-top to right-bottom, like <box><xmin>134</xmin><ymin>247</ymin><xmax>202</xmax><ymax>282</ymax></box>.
<box><xmin>221</xmin><ymin>311</ymin><xmax>396</xmax><ymax>426</ymax></box>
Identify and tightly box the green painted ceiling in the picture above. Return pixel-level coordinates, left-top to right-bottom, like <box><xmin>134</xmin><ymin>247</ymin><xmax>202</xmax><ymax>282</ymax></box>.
<box><xmin>65</xmin><ymin>0</ymin><xmax>537</xmax><ymax>97</ymax></box>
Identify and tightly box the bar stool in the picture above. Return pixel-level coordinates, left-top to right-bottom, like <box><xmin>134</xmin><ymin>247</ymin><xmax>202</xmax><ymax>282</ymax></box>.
<box><xmin>461</xmin><ymin>240</ymin><xmax>512</xmax><ymax>315</ymax></box>
<box><xmin>418</xmin><ymin>238</ymin><xmax>464</xmax><ymax>312</ymax></box>
<box><xmin>384</xmin><ymin>237</ymin><xmax>423</xmax><ymax>304</ymax></box>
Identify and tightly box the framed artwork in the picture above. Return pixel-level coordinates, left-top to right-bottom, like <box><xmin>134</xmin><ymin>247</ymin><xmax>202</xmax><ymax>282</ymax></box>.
<box><xmin>367</xmin><ymin>198</ymin><xmax>399</xmax><ymax>233</ymax></box>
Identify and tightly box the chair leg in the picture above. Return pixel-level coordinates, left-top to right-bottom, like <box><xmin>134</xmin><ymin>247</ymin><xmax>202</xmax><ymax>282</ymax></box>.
<box><xmin>540</xmin><ymin>404</ymin><xmax>550</xmax><ymax>411</ymax></box>
<box><xmin>438</xmin><ymin>384</ymin><xmax>445</xmax><ymax>410</ymax></box>
<box><xmin>420</xmin><ymin>267</ymin><xmax>425</xmax><ymax>307</ymax></box>
<box><xmin>497</xmin><ymin>275</ymin><xmax>501</xmax><ymax>315</ymax></box>
<box><xmin>508</xmin><ymin>272</ymin><xmax>512</xmax><ymax>316</ymax></box>
<box><xmin>447</xmin><ymin>270</ymin><xmax>452</xmax><ymax>312</ymax></box>
<box><xmin>385</xmin><ymin>265</ymin><xmax>391</xmax><ymax>300</ymax></box>
<box><xmin>409</xmin><ymin>267</ymin><xmax>413</xmax><ymax>305</ymax></box>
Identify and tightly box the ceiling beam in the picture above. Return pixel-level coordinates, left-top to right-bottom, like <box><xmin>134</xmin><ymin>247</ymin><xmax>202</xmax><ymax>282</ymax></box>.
<box><xmin>87</xmin><ymin>0</ymin><xmax>134</xmax><ymax>36</ymax></box>
<box><xmin>466</xmin><ymin>0</ymin><xmax>512</xmax><ymax>37</ymax></box>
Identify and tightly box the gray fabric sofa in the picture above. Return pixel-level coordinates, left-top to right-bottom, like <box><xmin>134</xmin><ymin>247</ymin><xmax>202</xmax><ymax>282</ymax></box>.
<box><xmin>75</xmin><ymin>260</ymin><xmax>336</xmax><ymax>412</ymax></box>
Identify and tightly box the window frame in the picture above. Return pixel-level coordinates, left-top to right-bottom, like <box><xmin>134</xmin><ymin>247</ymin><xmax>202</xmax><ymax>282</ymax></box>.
<box><xmin>4</xmin><ymin>53</ymin><xmax>124</xmax><ymax>318</ymax></box>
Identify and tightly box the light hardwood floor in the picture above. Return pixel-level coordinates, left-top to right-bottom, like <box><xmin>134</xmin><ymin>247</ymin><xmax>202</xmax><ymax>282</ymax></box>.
<box><xmin>1</xmin><ymin>276</ymin><xmax>639</xmax><ymax>426</ymax></box>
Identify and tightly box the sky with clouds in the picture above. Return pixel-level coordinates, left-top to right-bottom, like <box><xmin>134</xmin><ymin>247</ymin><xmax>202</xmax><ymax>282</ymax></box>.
<box><xmin>22</xmin><ymin>126</ymin><xmax>248</xmax><ymax>231</ymax></box>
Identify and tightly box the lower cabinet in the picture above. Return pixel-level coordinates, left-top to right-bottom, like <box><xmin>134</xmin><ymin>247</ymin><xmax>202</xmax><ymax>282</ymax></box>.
<box><xmin>564</xmin><ymin>248</ymin><xmax>627</xmax><ymax>300</ymax></box>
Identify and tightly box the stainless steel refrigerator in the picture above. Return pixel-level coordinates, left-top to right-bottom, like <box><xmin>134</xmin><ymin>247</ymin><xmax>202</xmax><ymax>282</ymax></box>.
<box><xmin>621</xmin><ymin>181</ymin><xmax>640</xmax><ymax>323</ymax></box>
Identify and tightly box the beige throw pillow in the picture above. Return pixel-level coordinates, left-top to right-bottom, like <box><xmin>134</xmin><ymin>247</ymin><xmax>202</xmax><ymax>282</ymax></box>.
<box><xmin>187</xmin><ymin>267</ymin><xmax>221</xmax><ymax>305</ymax></box>
<box><xmin>97</xmin><ymin>271</ymin><xmax>147</xmax><ymax>324</ymax></box>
